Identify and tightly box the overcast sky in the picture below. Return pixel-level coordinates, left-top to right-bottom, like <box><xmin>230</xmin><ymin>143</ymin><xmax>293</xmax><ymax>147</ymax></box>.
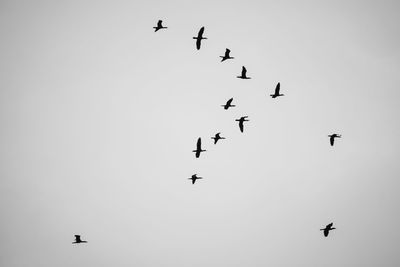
<box><xmin>1</xmin><ymin>0</ymin><xmax>400</xmax><ymax>266</ymax></box>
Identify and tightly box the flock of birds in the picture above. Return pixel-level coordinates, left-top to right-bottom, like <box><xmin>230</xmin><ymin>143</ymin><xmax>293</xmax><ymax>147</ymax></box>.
<box><xmin>72</xmin><ymin>19</ymin><xmax>341</xmax><ymax>244</ymax></box>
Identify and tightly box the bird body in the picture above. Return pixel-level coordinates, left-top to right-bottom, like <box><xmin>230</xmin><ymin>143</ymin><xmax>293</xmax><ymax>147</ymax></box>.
<box><xmin>235</xmin><ymin>116</ymin><xmax>249</xmax><ymax>133</ymax></box>
<box><xmin>220</xmin><ymin>48</ymin><xmax>234</xmax><ymax>62</ymax></box>
<box><xmin>320</xmin><ymin>223</ymin><xmax>336</xmax><ymax>237</ymax></box>
<box><xmin>153</xmin><ymin>20</ymin><xmax>167</xmax><ymax>32</ymax></box>
<box><xmin>193</xmin><ymin>27</ymin><xmax>207</xmax><ymax>50</ymax></box>
<box><xmin>270</xmin><ymin>82</ymin><xmax>284</xmax><ymax>98</ymax></box>
<box><xmin>188</xmin><ymin>174</ymin><xmax>203</xmax><ymax>184</ymax></box>
<box><xmin>211</xmin><ymin>132</ymin><xmax>225</xmax><ymax>144</ymax></box>
<box><xmin>72</xmin><ymin>235</ymin><xmax>87</xmax><ymax>244</ymax></box>
<box><xmin>328</xmin><ymin>134</ymin><xmax>341</xmax><ymax>146</ymax></box>
<box><xmin>237</xmin><ymin>66</ymin><xmax>251</xmax><ymax>79</ymax></box>
<box><xmin>192</xmin><ymin>137</ymin><xmax>206</xmax><ymax>158</ymax></box>
<box><xmin>221</xmin><ymin>98</ymin><xmax>235</xmax><ymax>110</ymax></box>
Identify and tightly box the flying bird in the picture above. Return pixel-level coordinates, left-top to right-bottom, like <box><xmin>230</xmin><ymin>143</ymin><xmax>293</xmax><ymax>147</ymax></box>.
<box><xmin>237</xmin><ymin>66</ymin><xmax>251</xmax><ymax>79</ymax></box>
<box><xmin>211</xmin><ymin>132</ymin><xmax>225</xmax><ymax>144</ymax></box>
<box><xmin>188</xmin><ymin>174</ymin><xmax>203</xmax><ymax>184</ymax></box>
<box><xmin>328</xmin><ymin>134</ymin><xmax>341</xmax><ymax>146</ymax></box>
<box><xmin>72</xmin><ymin>235</ymin><xmax>87</xmax><ymax>244</ymax></box>
<box><xmin>320</xmin><ymin>223</ymin><xmax>336</xmax><ymax>237</ymax></box>
<box><xmin>220</xmin><ymin>48</ymin><xmax>234</xmax><ymax>62</ymax></box>
<box><xmin>270</xmin><ymin>82</ymin><xmax>284</xmax><ymax>98</ymax></box>
<box><xmin>192</xmin><ymin>137</ymin><xmax>206</xmax><ymax>158</ymax></box>
<box><xmin>235</xmin><ymin>116</ymin><xmax>249</xmax><ymax>133</ymax></box>
<box><xmin>153</xmin><ymin>20</ymin><xmax>167</xmax><ymax>32</ymax></box>
<box><xmin>221</xmin><ymin>98</ymin><xmax>235</xmax><ymax>110</ymax></box>
<box><xmin>193</xmin><ymin>27</ymin><xmax>207</xmax><ymax>50</ymax></box>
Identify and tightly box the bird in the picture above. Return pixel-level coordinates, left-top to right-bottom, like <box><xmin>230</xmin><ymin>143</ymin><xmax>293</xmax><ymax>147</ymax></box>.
<box><xmin>211</xmin><ymin>132</ymin><xmax>225</xmax><ymax>144</ymax></box>
<box><xmin>237</xmin><ymin>66</ymin><xmax>251</xmax><ymax>79</ymax></box>
<box><xmin>188</xmin><ymin>174</ymin><xmax>203</xmax><ymax>184</ymax></box>
<box><xmin>270</xmin><ymin>82</ymin><xmax>284</xmax><ymax>98</ymax></box>
<box><xmin>193</xmin><ymin>27</ymin><xmax>207</xmax><ymax>50</ymax></box>
<box><xmin>320</xmin><ymin>223</ymin><xmax>336</xmax><ymax>237</ymax></box>
<box><xmin>220</xmin><ymin>48</ymin><xmax>234</xmax><ymax>62</ymax></box>
<box><xmin>221</xmin><ymin>98</ymin><xmax>235</xmax><ymax>110</ymax></box>
<box><xmin>153</xmin><ymin>20</ymin><xmax>167</xmax><ymax>32</ymax></box>
<box><xmin>328</xmin><ymin>134</ymin><xmax>341</xmax><ymax>146</ymax></box>
<box><xmin>192</xmin><ymin>137</ymin><xmax>206</xmax><ymax>158</ymax></box>
<box><xmin>72</xmin><ymin>235</ymin><xmax>87</xmax><ymax>244</ymax></box>
<box><xmin>235</xmin><ymin>116</ymin><xmax>249</xmax><ymax>133</ymax></box>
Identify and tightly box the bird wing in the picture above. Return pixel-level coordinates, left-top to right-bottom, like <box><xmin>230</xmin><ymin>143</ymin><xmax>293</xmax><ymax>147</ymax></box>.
<box><xmin>324</xmin><ymin>228</ymin><xmax>329</xmax><ymax>237</ymax></box>
<box><xmin>275</xmin><ymin>82</ymin><xmax>280</xmax><ymax>95</ymax></box>
<box><xmin>330</xmin><ymin>136</ymin><xmax>334</xmax><ymax>146</ymax></box>
<box><xmin>242</xmin><ymin>66</ymin><xmax>247</xmax><ymax>76</ymax></box>
<box><xmin>196</xmin><ymin>38</ymin><xmax>201</xmax><ymax>50</ymax></box>
<box><xmin>198</xmin><ymin>27</ymin><xmax>204</xmax><ymax>38</ymax></box>
<box><xmin>197</xmin><ymin>138</ymin><xmax>201</xmax><ymax>150</ymax></box>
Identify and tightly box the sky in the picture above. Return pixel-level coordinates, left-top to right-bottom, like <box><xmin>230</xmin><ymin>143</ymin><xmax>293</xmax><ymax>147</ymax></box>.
<box><xmin>1</xmin><ymin>0</ymin><xmax>400</xmax><ymax>266</ymax></box>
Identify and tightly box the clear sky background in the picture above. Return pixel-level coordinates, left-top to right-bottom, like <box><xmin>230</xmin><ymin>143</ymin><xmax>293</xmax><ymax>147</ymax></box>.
<box><xmin>1</xmin><ymin>0</ymin><xmax>400</xmax><ymax>266</ymax></box>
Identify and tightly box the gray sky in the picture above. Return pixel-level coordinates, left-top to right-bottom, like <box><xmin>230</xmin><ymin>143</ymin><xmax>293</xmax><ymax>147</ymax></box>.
<box><xmin>1</xmin><ymin>0</ymin><xmax>400</xmax><ymax>266</ymax></box>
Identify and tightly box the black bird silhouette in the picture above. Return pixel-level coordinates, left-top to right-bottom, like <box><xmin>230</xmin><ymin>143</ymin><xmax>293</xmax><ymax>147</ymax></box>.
<box><xmin>220</xmin><ymin>48</ymin><xmax>234</xmax><ymax>62</ymax></box>
<box><xmin>237</xmin><ymin>66</ymin><xmax>251</xmax><ymax>79</ymax></box>
<box><xmin>153</xmin><ymin>20</ymin><xmax>167</xmax><ymax>32</ymax></box>
<box><xmin>235</xmin><ymin>116</ymin><xmax>249</xmax><ymax>133</ymax></box>
<box><xmin>188</xmin><ymin>174</ymin><xmax>203</xmax><ymax>184</ymax></box>
<box><xmin>328</xmin><ymin>134</ymin><xmax>341</xmax><ymax>146</ymax></box>
<box><xmin>270</xmin><ymin>82</ymin><xmax>284</xmax><ymax>98</ymax></box>
<box><xmin>72</xmin><ymin>235</ymin><xmax>87</xmax><ymax>244</ymax></box>
<box><xmin>320</xmin><ymin>223</ymin><xmax>336</xmax><ymax>237</ymax></box>
<box><xmin>221</xmin><ymin>98</ymin><xmax>235</xmax><ymax>110</ymax></box>
<box><xmin>211</xmin><ymin>132</ymin><xmax>225</xmax><ymax>144</ymax></box>
<box><xmin>192</xmin><ymin>137</ymin><xmax>206</xmax><ymax>158</ymax></box>
<box><xmin>193</xmin><ymin>27</ymin><xmax>207</xmax><ymax>50</ymax></box>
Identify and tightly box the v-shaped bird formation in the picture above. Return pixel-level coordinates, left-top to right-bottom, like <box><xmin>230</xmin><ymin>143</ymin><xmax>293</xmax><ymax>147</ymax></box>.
<box><xmin>73</xmin><ymin>19</ymin><xmax>344</xmax><ymax>245</ymax></box>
